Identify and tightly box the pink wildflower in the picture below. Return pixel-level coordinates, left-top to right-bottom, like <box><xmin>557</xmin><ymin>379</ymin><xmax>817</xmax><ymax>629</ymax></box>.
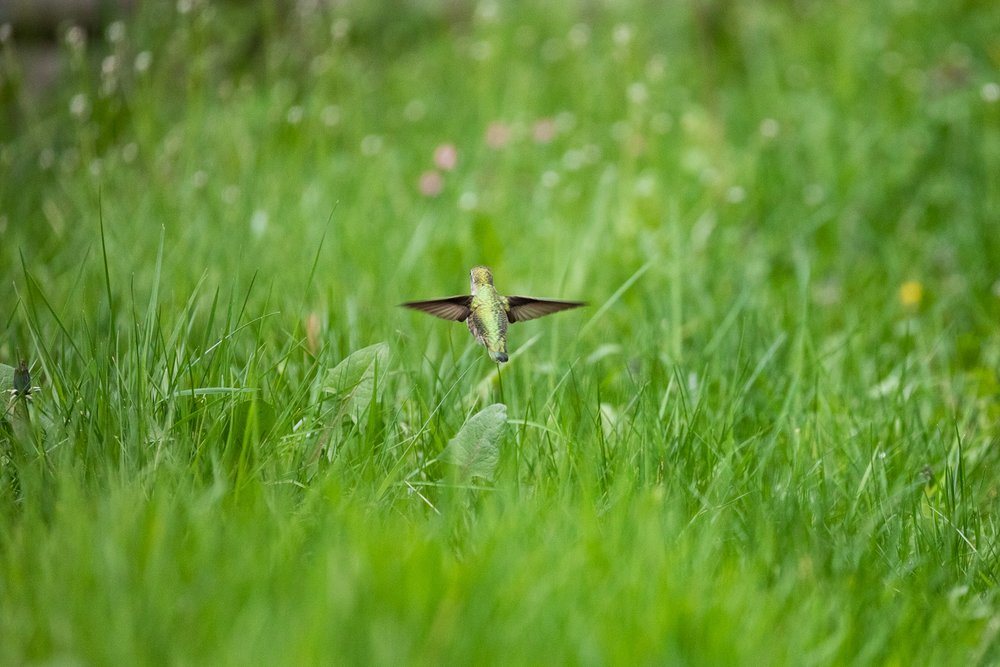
<box><xmin>485</xmin><ymin>121</ymin><xmax>512</xmax><ymax>149</ymax></box>
<box><xmin>532</xmin><ymin>118</ymin><xmax>557</xmax><ymax>143</ymax></box>
<box><xmin>433</xmin><ymin>143</ymin><xmax>458</xmax><ymax>171</ymax></box>
<box><xmin>419</xmin><ymin>170</ymin><xmax>443</xmax><ymax>197</ymax></box>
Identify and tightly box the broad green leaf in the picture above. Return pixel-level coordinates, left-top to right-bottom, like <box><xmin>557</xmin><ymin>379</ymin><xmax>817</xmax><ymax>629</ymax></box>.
<box><xmin>322</xmin><ymin>342</ymin><xmax>390</xmax><ymax>423</ymax></box>
<box><xmin>441</xmin><ymin>403</ymin><xmax>507</xmax><ymax>482</ymax></box>
<box><xmin>0</xmin><ymin>363</ymin><xmax>13</xmax><ymax>394</ymax></box>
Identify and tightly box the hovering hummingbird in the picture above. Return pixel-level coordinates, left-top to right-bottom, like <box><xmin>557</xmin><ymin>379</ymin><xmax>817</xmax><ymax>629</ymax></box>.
<box><xmin>401</xmin><ymin>266</ymin><xmax>584</xmax><ymax>363</ymax></box>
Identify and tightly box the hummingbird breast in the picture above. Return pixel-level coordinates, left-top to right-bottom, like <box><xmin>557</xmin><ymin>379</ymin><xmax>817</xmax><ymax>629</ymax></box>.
<box><xmin>467</xmin><ymin>288</ymin><xmax>509</xmax><ymax>360</ymax></box>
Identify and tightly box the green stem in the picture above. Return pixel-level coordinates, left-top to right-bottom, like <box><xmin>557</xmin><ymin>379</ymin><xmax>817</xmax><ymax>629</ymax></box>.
<box><xmin>495</xmin><ymin>362</ymin><xmax>506</xmax><ymax>405</ymax></box>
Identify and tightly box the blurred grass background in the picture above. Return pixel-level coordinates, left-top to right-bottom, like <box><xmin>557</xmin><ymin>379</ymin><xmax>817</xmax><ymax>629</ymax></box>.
<box><xmin>1</xmin><ymin>0</ymin><xmax>1000</xmax><ymax>663</ymax></box>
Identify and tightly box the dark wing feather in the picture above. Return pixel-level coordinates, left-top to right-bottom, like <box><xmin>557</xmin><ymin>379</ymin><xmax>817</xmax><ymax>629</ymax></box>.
<box><xmin>505</xmin><ymin>296</ymin><xmax>585</xmax><ymax>323</ymax></box>
<box><xmin>400</xmin><ymin>295</ymin><xmax>473</xmax><ymax>321</ymax></box>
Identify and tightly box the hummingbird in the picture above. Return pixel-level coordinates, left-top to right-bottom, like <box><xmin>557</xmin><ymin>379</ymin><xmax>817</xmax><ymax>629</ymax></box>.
<box><xmin>401</xmin><ymin>266</ymin><xmax>585</xmax><ymax>363</ymax></box>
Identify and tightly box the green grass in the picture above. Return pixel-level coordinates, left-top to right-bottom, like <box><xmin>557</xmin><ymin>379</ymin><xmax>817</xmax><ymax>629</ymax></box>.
<box><xmin>2</xmin><ymin>0</ymin><xmax>1000</xmax><ymax>663</ymax></box>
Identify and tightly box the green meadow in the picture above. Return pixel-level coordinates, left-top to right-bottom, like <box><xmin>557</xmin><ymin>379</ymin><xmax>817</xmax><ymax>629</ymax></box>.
<box><xmin>2</xmin><ymin>0</ymin><xmax>999</xmax><ymax>663</ymax></box>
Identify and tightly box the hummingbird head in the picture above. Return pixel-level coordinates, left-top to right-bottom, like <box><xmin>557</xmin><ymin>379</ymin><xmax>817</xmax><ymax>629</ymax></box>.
<box><xmin>469</xmin><ymin>266</ymin><xmax>494</xmax><ymax>294</ymax></box>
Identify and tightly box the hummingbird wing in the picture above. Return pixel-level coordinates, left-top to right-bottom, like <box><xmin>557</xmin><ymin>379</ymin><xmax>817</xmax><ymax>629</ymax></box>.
<box><xmin>505</xmin><ymin>297</ymin><xmax>585</xmax><ymax>323</ymax></box>
<box><xmin>400</xmin><ymin>295</ymin><xmax>473</xmax><ymax>321</ymax></box>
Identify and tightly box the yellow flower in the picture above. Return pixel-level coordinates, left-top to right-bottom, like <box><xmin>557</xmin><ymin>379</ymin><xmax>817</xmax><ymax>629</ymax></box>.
<box><xmin>899</xmin><ymin>280</ymin><xmax>923</xmax><ymax>307</ymax></box>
